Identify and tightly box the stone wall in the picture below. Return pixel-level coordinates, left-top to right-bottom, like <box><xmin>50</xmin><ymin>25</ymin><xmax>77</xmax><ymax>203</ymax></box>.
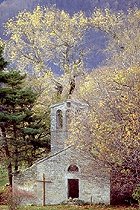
<box><xmin>51</xmin><ymin>100</ymin><xmax>88</xmax><ymax>153</ymax></box>
<box><xmin>13</xmin><ymin>146</ymin><xmax>110</xmax><ymax>206</ymax></box>
<box><xmin>36</xmin><ymin>147</ymin><xmax>110</xmax><ymax>205</ymax></box>
<box><xmin>13</xmin><ymin>164</ymin><xmax>37</xmax><ymax>205</ymax></box>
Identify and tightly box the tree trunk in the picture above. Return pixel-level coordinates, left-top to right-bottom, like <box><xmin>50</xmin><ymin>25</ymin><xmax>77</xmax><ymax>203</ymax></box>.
<box><xmin>14</xmin><ymin>147</ymin><xmax>18</xmax><ymax>172</ymax></box>
<box><xmin>68</xmin><ymin>76</ymin><xmax>76</xmax><ymax>97</ymax></box>
<box><xmin>1</xmin><ymin>126</ymin><xmax>13</xmax><ymax>187</ymax></box>
<box><xmin>13</xmin><ymin>123</ymin><xmax>19</xmax><ymax>173</ymax></box>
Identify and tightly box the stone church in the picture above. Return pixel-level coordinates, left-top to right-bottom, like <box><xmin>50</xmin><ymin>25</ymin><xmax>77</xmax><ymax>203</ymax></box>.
<box><xmin>13</xmin><ymin>99</ymin><xmax>110</xmax><ymax>205</ymax></box>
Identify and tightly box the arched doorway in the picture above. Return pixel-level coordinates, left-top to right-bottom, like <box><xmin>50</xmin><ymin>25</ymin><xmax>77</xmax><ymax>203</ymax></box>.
<box><xmin>67</xmin><ymin>165</ymin><xmax>79</xmax><ymax>198</ymax></box>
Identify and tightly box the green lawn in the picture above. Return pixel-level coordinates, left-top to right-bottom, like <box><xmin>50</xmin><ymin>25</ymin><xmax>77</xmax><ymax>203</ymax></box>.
<box><xmin>0</xmin><ymin>205</ymin><xmax>138</xmax><ymax>210</ymax></box>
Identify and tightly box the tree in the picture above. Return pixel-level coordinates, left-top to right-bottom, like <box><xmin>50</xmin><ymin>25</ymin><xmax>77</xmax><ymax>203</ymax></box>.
<box><xmin>4</xmin><ymin>6</ymin><xmax>89</xmax><ymax>98</ymax></box>
<box><xmin>0</xmin><ymin>45</ymin><xmax>12</xmax><ymax>186</ymax></box>
<box><xmin>70</xmin><ymin>66</ymin><xmax>140</xmax><ymax>203</ymax></box>
<box><xmin>90</xmin><ymin>8</ymin><xmax>140</xmax><ymax>69</ymax></box>
<box><xmin>133</xmin><ymin>185</ymin><xmax>140</xmax><ymax>208</ymax></box>
<box><xmin>0</xmin><ymin>47</ymin><xmax>8</xmax><ymax>71</ymax></box>
<box><xmin>0</xmin><ymin>47</ymin><xmax>50</xmax><ymax>186</ymax></box>
<box><xmin>66</xmin><ymin>7</ymin><xmax>140</xmax><ymax>203</ymax></box>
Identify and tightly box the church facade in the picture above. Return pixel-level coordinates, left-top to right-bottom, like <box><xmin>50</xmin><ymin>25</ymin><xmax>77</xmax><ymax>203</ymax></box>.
<box><xmin>13</xmin><ymin>100</ymin><xmax>110</xmax><ymax>205</ymax></box>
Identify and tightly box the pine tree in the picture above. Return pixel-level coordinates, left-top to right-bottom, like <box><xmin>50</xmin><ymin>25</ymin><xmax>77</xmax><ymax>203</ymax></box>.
<box><xmin>0</xmin><ymin>45</ymin><xmax>13</xmax><ymax>186</ymax></box>
<box><xmin>0</xmin><ymin>46</ymin><xmax>8</xmax><ymax>71</ymax></box>
<box><xmin>0</xmin><ymin>46</ymin><xmax>50</xmax><ymax>186</ymax></box>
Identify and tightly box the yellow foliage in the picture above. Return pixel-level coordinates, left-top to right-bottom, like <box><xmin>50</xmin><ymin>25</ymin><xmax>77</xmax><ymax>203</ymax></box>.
<box><xmin>71</xmin><ymin>65</ymin><xmax>140</xmax><ymax>172</ymax></box>
<box><xmin>0</xmin><ymin>38</ymin><xmax>5</xmax><ymax>47</ymax></box>
<box><xmin>114</xmin><ymin>72</ymin><xmax>126</xmax><ymax>83</ymax></box>
<box><xmin>90</xmin><ymin>8</ymin><xmax>140</xmax><ymax>69</ymax></box>
<box><xmin>4</xmin><ymin>6</ymin><xmax>87</xmax><ymax>94</ymax></box>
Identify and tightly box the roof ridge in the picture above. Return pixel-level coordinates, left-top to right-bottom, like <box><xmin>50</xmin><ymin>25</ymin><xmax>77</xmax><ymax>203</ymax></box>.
<box><xmin>35</xmin><ymin>145</ymin><xmax>72</xmax><ymax>165</ymax></box>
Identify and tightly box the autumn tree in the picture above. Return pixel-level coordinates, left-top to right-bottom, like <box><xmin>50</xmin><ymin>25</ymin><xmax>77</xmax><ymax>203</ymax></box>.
<box><xmin>90</xmin><ymin>8</ymin><xmax>140</xmax><ymax>69</ymax></box>
<box><xmin>73</xmin><ymin>8</ymin><xmax>140</xmax><ymax>203</ymax></box>
<box><xmin>70</xmin><ymin>65</ymin><xmax>140</xmax><ymax>204</ymax></box>
<box><xmin>4</xmin><ymin>6</ymin><xmax>89</xmax><ymax>99</ymax></box>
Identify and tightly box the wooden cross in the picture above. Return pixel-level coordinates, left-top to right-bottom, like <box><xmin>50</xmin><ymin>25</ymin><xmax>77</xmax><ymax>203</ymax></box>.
<box><xmin>37</xmin><ymin>173</ymin><xmax>52</xmax><ymax>206</ymax></box>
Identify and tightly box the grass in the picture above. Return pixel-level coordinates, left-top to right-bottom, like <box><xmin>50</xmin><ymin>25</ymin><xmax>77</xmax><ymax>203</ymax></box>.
<box><xmin>0</xmin><ymin>205</ymin><xmax>138</xmax><ymax>210</ymax></box>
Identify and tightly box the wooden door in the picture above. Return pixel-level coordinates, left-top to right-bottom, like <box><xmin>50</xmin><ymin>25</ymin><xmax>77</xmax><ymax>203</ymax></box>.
<box><xmin>68</xmin><ymin>179</ymin><xmax>79</xmax><ymax>198</ymax></box>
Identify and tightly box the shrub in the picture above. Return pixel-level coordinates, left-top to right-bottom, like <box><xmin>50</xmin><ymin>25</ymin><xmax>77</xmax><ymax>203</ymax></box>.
<box><xmin>4</xmin><ymin>186</ymin><xmax>35</xmax><ymax>210</ymax></box>
<box><xmin>132</xmin><ymin>185</ymin><xmax>140</xmax><ymax>208</ymax></box>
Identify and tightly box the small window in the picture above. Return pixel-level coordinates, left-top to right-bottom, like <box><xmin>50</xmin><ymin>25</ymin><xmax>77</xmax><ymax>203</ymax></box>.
<box><xmin>56</xmin><ymin>109</ymin><xmax>63</xmax><ymax>129</ymax></box>
<box><xmin>66</xmin><ymin>109</ymin><xmax>71</xmax><ymax>127</ymax></box>
<box><xmin>67</xmin><ymin>102</ymin><xmax>71</xmax><ymax>107</ymax></box>
<box><xmin>68</xmin><ymin>165</ymin><xmax>79</xmax><ymax>172</ymax></box>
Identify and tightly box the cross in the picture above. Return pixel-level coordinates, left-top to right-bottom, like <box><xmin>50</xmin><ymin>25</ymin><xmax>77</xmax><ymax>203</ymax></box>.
<box><xmin>37</xmin><ymin>173</ymin><xmax>52</xmax><ymax>206</ymax></box>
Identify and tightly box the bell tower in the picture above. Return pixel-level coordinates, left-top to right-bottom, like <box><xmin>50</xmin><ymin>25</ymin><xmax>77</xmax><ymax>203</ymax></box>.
<box><xmin>50</xmin><ymin>99</ymin><xmax>88</xmax><ymax>154</ymax></box>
